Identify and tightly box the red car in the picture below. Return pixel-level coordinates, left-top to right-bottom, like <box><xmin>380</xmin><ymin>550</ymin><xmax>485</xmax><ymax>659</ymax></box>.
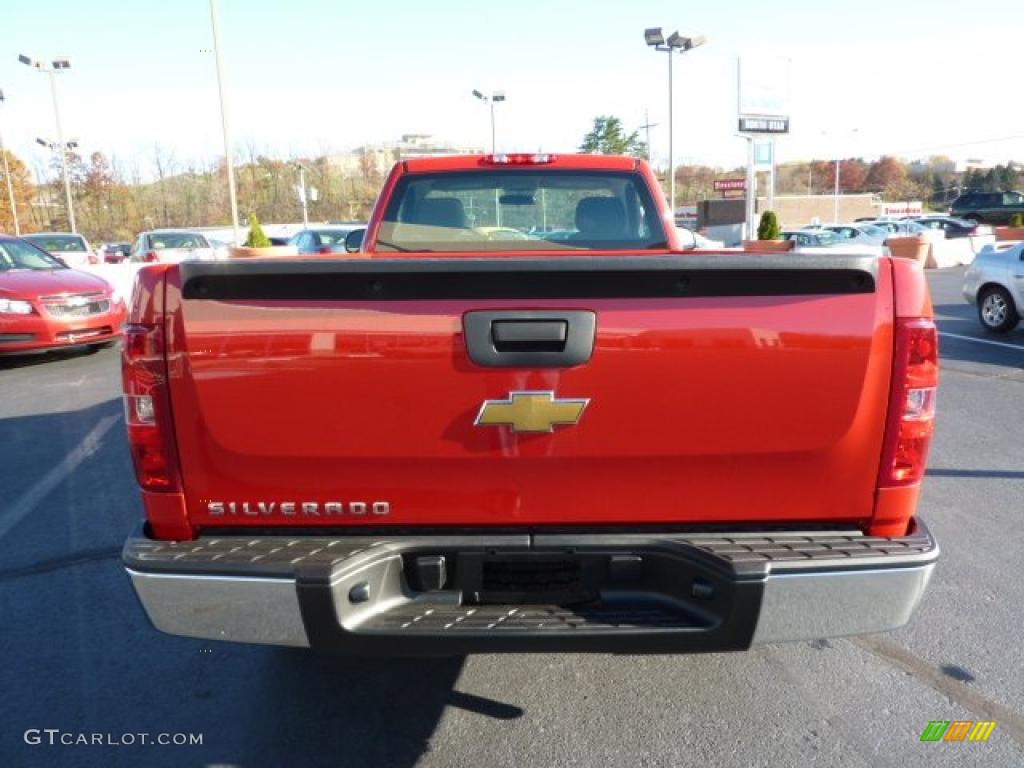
<box><xmin>0</xmin><ymin>235</ymin><xmax>127</xmax><ymax>354</ymax></box>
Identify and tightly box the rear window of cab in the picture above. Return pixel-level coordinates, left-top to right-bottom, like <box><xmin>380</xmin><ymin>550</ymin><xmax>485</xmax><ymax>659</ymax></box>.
<box><xmin>378</xmin><ymin>170</ymin><xmax>668</xmax><ymax>252</ymax></box>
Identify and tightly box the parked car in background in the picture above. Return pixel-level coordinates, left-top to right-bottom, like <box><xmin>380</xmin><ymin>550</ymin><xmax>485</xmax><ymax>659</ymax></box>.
<box><xmin>690</xmin><ymin>230</ymin><xmax>725</xmax><ymax>249</ymax></box>
<box><xmin>21</xmin><ymin>232</ymin><xmax>98</xmax><ymax>268</ymax></box>
<box><xmin>287</xmin><ymin>226</ymin><xmax>362</xmax><ymax>255</ymax></box>
<box><xmin>129</xmin><ymin>230</ymin><xmax>217</xmax><ymax>263</ymax></box>
<box><xmin>911</xmin><ymin>216</ymin><xmax>989</xmax><ymax>239</ymax></box>
<box><xmin>962</xmin><ymin>241</ymin><xmax>1023</xmax><ymax>333</ymax></box>
<box><xmin>101</xmin><ymin>243</ymin><xmax>132</xmax><ymax>263</ymax></box>
<box><xmin>0</xmin><ymin>234</ymin><xmax>126</xmax><ymax>354</ymax></box>
<box><xmin>821</xmin><ymin>224</ymin><xmax>890</xmax><ymax>247</ymax></box>
<box><xmin>784</xmin><ymin>228</ymin><xmax>885</xmax><ymax>256</ymax></box>
<box><xmin>207</xmin><ymin>238</ymin><xmax>232</xmax><ymax>260</ymax></box>
<box><xmin>781</xmin><ymin>229</ymin><xmax>840</xmax><ymax>247</ymax></box>
<box><xmin>863</xmin><ymin>219</ymin><xmax>945</xmax><ymax>243</ymax></box>
<box><xmin>950</xmin><ymin>190</ymin><xmax>1024</xmax><ymax>225</ymax></box>
<box><xmin>472</xmin><ymin>226</ymin><xmax>536</xmax><ymax>241</ymax></box>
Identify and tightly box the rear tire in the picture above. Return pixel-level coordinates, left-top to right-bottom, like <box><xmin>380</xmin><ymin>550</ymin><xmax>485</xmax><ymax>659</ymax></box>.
<box><xmin>978</xmin><ymin>286</ymin><xmax>1019</xmax><ymax>333</ymax></box>
<box><xmin>965</xmin><ymin>212</ymin><xmax>985</xmax><ymax>225</ymax></box>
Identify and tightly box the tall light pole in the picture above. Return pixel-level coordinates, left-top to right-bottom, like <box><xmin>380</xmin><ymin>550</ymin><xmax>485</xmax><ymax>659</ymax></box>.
<box><xmin>473</xmin><ymin>89</ymin><xmax>506</xmax><ymax>226</ymax></box>
<box><xmin>734</xmin><ymin>133</ymin><xmax>756</xmax><ymax>237</ymax></box>
<box><xmin>827</xmin><ymin>127</ymin><xmax>858</xmax><ymax>223</ymax></box>
<box><xmin>644</xmin><ymin>29</ymin><xmax>706</xmax><ymax>218</ymax></box>
<box><xmin>472</xmin><ymin>89</ymin><xmax>505</xmax><ymax>153</ymax></box>
<box><xmin>35</xmin><ymin>136</ymin><xmax>78</xmax><ymax>229</ymax></box>
<box><xmin>294</xmin><ymin>162</ymin><xmax>309</xmax><ymax>227</ymax></box>
<box><xmin>0</xmin><ymin>89</ymin><xmax>20</xmax><ymax>235</ymax></box>
<box><xmin>19</xmin><ymin>54</ymin><xmax>76</xmax><ymax>232</ymax></box>
<box><xmin>209</xmin><ymin>0</ymin><xmax>241</xmax><ymax>245</ymax></box>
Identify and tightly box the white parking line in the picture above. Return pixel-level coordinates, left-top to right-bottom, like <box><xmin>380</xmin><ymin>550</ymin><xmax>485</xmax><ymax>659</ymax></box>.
<box><xmin>938</xmin><ymin>332</ymin><xmax>1024</xmax><ymax>352</ymax></box>
<box><xmin>0</xmin><ymin>413</ymin><xmax>120</xmax><ymax>541</ymax></box>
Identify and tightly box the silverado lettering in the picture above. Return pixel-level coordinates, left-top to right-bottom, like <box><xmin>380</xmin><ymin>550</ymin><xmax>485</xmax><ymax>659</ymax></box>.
<box><xmin>121</xmin><ymin>153</ymin><xmax>939</xmax><ymax>655</ymax></box>
<box><xmin>207</xmin><ymin>501</ymin><xmax>390</xmax><ymax>516</ymax></box>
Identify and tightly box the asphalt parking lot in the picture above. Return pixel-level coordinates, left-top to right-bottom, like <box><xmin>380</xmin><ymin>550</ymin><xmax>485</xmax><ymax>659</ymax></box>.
<box><xmin>1</xmin><ymin>266</ymin><xmax>1022</xmax><ymax>768</ymax></box>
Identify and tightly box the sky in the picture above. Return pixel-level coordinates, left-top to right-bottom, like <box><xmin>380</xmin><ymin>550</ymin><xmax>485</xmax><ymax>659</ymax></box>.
<box><xmin>2</xmin><ymin>0</ymin><xmax>1023</xmax><ymax>182</ymax></box>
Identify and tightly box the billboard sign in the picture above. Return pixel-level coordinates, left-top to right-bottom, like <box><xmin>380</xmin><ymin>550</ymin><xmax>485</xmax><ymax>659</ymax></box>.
<box><xmin>714</xmin><ymin>179</ymin><xmax>747</xmax><ymax>192</ymax></box>
<box><xmin>881</xmin><ymin>201</ymin><xmax>923</xmax><ymax>217</ymax></box>
<box><xmin>738</xmin><ymin>57</ymin><xmax>791</xmax><ymax>134</ymax></box>
<box><xmin>739</xmin><ymin>117</ymin><xmax>789</xmax><ymax>134</ymax></box>
<box><xmin>674</xmin><ymin>204</ymin><xmax>698</xmax><ymax>229</ymax></box>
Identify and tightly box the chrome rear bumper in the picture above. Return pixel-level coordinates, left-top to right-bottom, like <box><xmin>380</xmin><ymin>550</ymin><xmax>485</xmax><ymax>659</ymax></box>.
<box><xmin>125</xmin><ymin>521</ymin><xmax>937</xmax><ymax>654</ymax></box>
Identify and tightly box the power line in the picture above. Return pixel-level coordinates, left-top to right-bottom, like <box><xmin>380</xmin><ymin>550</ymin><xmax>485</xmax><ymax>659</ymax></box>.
<box><xmin>870</xmin><ymin>134</ymin><xmax>1024</xmax><ymax>158</ymax></box>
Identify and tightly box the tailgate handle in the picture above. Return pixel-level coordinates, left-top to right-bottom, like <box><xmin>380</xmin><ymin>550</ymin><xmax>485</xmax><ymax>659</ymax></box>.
<box><xmin>463</xmin><ymin>310</ymin><xmax>596</xmax><ymax>368</ymax></box>
<box><xmin>492</xmin><ymin>320</ymin><xmax>568</xmax><ymax>351</ymax></box>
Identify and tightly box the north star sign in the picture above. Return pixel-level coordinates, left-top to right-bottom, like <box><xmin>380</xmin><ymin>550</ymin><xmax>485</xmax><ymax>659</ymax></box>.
<box><xmin>738</xmin><ymin>117</ymin><xmax>789</xmax><ymax>134</ymax></box>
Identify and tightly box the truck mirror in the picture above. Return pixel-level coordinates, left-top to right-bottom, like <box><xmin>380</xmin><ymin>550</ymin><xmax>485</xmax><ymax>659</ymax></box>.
<box><xmin>344</xmin><ymin>229</ymin><xmax>366</xmax><ymax>253</ymax></box>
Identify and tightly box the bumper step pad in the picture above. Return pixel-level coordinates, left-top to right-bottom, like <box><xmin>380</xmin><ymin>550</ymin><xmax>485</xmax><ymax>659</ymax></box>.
<box><xmin>364</xmin><ymin>602</ymin><xmax>706</xmax><ymax>633</ymax></box>
<box><xmin>124</xmin><ymin>522</ymin><xmax>938</xmax><ymax>654</ymax></box>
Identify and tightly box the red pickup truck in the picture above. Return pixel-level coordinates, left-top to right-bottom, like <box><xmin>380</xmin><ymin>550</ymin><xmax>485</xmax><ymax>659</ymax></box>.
<box><xmin>121</xmin><ymin>153</ymin><xmax>939</xmax><ymax>654</ymax></box>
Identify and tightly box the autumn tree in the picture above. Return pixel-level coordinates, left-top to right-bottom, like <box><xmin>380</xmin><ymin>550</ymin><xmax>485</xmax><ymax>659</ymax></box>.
<box><xmin>810</xmin><ymin>161</ymin><xmax>835</xmax><ymax>194</ymax></box>
<box><xmin>865</xmin><ymin>156</ymin><xmax>907</xmax><ymax>191</ymax></box>
<box><xmin>0</xmin><ymin>149</ymin><xmax>36</xmax><ymax>234</ymax></box>
<box><xmin>579</xmin><ymin>116</ymin><xmax>646</xmax><ymax>157</ymax></box>
<box><xmin>77</xmin><ymin>151</ymin><xmax>117</xmax><ymax>235</ymax></box>
<box><xmin>837</xmin><ymin>159</ymin><xmax>868</xmax><ymax>192</ymax></box>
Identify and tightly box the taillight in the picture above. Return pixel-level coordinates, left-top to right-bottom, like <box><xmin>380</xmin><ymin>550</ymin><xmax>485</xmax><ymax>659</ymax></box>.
<box><xmin>483</xmin><ymin>153</ymin><xmax>556</xmax><ymax>165</ymax></box>
<box><xmin>144</xmin><ymin>251</ymin><xmax>159</xmax><ymax>263</ymax></box>
<box><xmin>122</xmin><ymin>323</ymin><xmax>180</xmax><ymax>492</ymax></box>
<box><xmin>878</xmin><ymin>318</ymin><xmax>938</xmax><ymax>487</ymax></box>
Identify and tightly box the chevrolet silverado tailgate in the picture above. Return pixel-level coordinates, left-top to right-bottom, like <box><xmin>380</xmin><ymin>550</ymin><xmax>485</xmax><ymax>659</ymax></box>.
<box><xmin>164</xmin><ymin>255</ymin><xmax>893</xmax><ymax>530</ymax></box>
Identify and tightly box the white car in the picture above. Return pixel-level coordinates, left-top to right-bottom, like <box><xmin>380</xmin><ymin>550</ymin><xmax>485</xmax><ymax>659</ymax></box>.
<box><xmin>21</xmin><ymin>232</ymin><xmax>98</xmax><ymax>268</ymax></box>
<box><xmin>822</xmin><ymin>224</ymin><xmax>890</xmax><ymax>247</ymax></box>
<box><xmin>864</xmin><ymin>219</ymin><xmax>945</xmax><ymax>244</ymax></box>
<box><xmin>782</xmin><ymin>228</ymin><xmax>886</xmax><ymax>257</ymax></box>
<box><xmin>962</xmin><ymin>241</ymin><xmax>1024</xmax><ymax>333</ymax></box>
<box><xmin>129</xmin><ymin>230</ymin><xmax>218</xmax><ymax>263</ymax></box>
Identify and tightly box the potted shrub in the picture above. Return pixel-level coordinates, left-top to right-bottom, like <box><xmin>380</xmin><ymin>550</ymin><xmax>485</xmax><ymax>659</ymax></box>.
<box><xmin>995</xmin><ymin>213</ymin><xmax>1024</xmax><ymax>241</ymax></box>
<box><xmin>229</xmin><ymin>214</ymin><xmax>299</xmax><ymax>258</ymax></box>
<box><xmin>743</xmin><ymin>211</ymin><xmax>793</xmax><ymax>252</ymax></box>
<box><xmin>885</xmin><ymin>232</ymin><xmax>930</xmax><ymax>265</ymax></box>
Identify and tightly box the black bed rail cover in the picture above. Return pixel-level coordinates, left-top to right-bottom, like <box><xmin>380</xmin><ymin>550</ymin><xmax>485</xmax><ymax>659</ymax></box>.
<box><xmin>180</xmin><ymin>254</ymin><xmax>879</xmax><ymax>302</ymax></box>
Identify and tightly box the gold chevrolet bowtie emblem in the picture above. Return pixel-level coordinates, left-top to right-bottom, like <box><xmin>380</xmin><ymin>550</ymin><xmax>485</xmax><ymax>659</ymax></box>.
<box><xmin>475</xmin><ymin>391</ymin><xmax>590</xmax><ymax>433</ymax></box>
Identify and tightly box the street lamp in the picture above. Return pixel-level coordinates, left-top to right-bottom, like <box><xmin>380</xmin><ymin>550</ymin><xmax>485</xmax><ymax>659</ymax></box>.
<box><xmin>825</xmin><ymin>128</ymin><xmax>859</xmax><ymax>223</ymax></box>
<box><xmin>643</xmin><ymin>28</ymin><xmax>706</xmax><ymax>218</ymax></box>
<box><xmin>37</xmin><ymin>137</ymin><xmax>78</xmax><ymax>151</ymax></box>
<box><xmin>293</xmin><ymin>162</ymin><xmax>310</xmax><ymax>227</ymax></box>
<box><xmin>19</xmin><ymin>53</ymin><xmax>77</xmax><ymax>233</ymax></box>
<box><xmin>472</xmin><ymin>89</ymin><xmax>505</xmax><ymax>153</ymax></box>
<box><xmin>0</xmin><ymin>89</ymin><xmax>20</xmax><ymax>235</ymax></box>
<box><xmin>209</xmin><ymin>0</ymin><xmax>241</xmax><ymax>245</ymax></box>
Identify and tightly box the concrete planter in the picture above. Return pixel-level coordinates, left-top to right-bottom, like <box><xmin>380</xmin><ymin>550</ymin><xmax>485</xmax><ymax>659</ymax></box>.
<box><xmin>994</xmin><ymin>227</ymin><xmax>1024</xmax><ymax>241</ymax></box>
<box><xmin>885</xmin><ymin>235</ymin><xmax>930</xmax><ymax>266</ymax></box>
<box><xmin>742</xmin><ymin>239</ymin><xmax>794</xmax><ymax>252</ymax></box>
<box><xmin>228</xmin><ymin>245</ymin><xmax>299</xmax><ymax>259</ymax></box>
